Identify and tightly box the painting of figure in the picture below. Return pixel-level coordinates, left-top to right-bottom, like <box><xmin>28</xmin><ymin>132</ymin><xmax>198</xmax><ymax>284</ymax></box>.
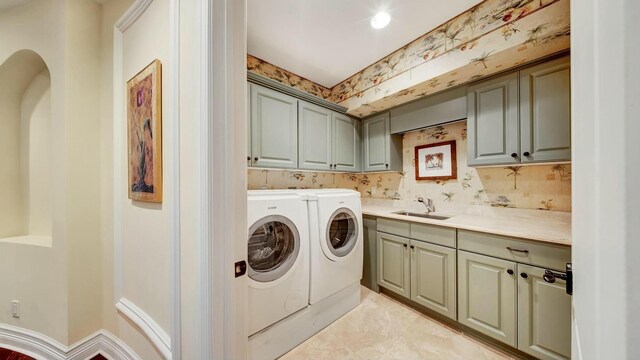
<box><xmin>127</xmin><ymin>60</ymin><xmax>162</xmax><ymax>202</ymax></box>
<box><xmin>415</xmin><ymin>140</ymin><xmax>457</xmax><ymax>181</ymax></box>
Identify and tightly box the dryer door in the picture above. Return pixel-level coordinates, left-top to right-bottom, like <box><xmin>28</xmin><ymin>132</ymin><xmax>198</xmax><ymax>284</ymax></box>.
<box><xmin>248</xmin><ymin>215</ymin><xmax>300</xmax><ymax>282</ymax></box>
<box><xmin>324</xmin><ymin>207</ymin><xmax>359</xmax><ymax>260</ymax></box>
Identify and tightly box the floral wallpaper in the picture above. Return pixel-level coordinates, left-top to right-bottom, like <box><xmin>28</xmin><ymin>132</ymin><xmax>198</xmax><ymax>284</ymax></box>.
<box><xmin>247</xmin><ymin>121</ymin><xmax>571</xmax><ymax>212</ymax></box>
<box><xmin>247</xmin><ymin>55</ymin><xmax>332</xmax><ymax>100</ymax></box>
<box><xmin>247</xmin><ymin>0</ymin><xmax>570</xmax><ymax>118</ymax></box>
<box><xmin>330</xmin><ymin>0</ymin><xmax>570</xmax><ymax>117</ymax></box>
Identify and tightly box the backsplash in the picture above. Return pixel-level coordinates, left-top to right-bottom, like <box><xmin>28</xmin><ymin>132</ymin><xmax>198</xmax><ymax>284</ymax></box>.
<box><xmin>248</xmin><ymin>121</ymin><xmax>571</xmax><ymax>212</ymax></box>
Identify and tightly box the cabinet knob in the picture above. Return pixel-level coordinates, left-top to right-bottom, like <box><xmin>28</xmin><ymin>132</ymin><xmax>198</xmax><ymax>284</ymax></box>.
<box><xmin>521</xmin><ymin>272</ymin><xmax>528</xmax><ymax>279</ymax></box>
<box><xmin>507</xmin><ymin>269</ymin><xmax>514</xmax><ymax>275</ymax></box>
<box><xmin>523</xmin><ymin>151</ymin><xmax>530</xmax><ymax>157</ymax></box>
<box><xmin>410</xmin><ymin>245</ymin><xmax>415</xmax><ymax>249</ymax></box>
<box><xmin>254</xmin><ymin>157</ymin><xmax>258</xmax><ymax>162</ymax></box>
<box><xmin>247</xmin><ymin>156</ymin><xmax>251</xmax><ymax>161</ymax></box>
<box><xmin>403</xmin><ymin>244</ymin><xmax>407</xmax><ymax>248</ymax></box>
<box><xmin>510</xmin><ymin>153</ymin><xmax>517</xmax><ymax>158</ymax></box>
<box><xmin>385</xmin><ymin>163</ymin><xmax>389</xmax><ymax>168</ymax></box>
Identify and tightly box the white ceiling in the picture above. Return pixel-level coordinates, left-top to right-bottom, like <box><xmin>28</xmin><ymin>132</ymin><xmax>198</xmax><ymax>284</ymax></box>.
<box><xmin>248</xmin><ymin>0</ymin><xmax>482</xmax><ymax>88</ymax></box>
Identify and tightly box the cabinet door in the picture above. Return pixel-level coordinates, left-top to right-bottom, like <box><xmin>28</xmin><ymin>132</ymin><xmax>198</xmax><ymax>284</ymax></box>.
<box><xmin>250</xmin><ymin>84</ymin><xmax>298</xmax><ymax>169</ymax></box>
<box><xmin>332</xmin><ymin>113</ymin><xmax>361</xmax><ymax>172</ymax></box>
<box><xmin>458</xmin><ymin>250</ymin><xmax>517</xmax><ymax>346</ymax></box>
<box><xmin>520</xmin><ymin>57</ymin><xmax>571</xmax><ymax>163</ymax></box>
<box><xmin>410</xmin><ymin>240</ymin><xmax>456</xmax><ymax>320</ymax></box>
<box><xmin>467</xmin><ymin>72</ymin><xmax>520</xmax><ymax>166</ymax></box>
<box><xmin>377</xmin><ymin>232</ymin><xmax>410</xmax><ymax>299</ymax></box>
<box><xmin>298</xmin><ymin>101</ymin><xmax>332</xmax><ymax>171</ymax></box>
<box><xmin>363</xmin><ymin>113</ymin><xmax>390</xmax><ymax>172</ymax></box>
<box><xmin>518</xmin><ymin>264</ymin><xmax>571</xmax><ymax>360</ymax></box>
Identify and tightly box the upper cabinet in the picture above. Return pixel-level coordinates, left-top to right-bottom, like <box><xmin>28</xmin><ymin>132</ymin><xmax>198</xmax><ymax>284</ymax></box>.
<box><xmin>519</xmin><ymin>57</ymin><xmax>571</xmax><ymax>164</ymax></box>
<box><xmin>250</xmin><ymin>84</ymin><xmax>299</xmax><ymax>169</ymax></box>
<box><xmin>363</xmin><ymin>113</ymin><xmax>402</xmax><ymax>172</ymax></box>
<box><xmin>298</xmin><ymin>101</ymin><xmax>362</xmax><ymax>172</ymax></box>
<box><xmin>467</xmin><ymin>56</ymin><xmax>571</xmax><ymax>167</ymax></box>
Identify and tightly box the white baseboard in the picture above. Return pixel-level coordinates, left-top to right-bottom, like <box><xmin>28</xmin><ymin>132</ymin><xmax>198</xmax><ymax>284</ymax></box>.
<box><xmin>0</xmin><ymin>324</ymin><xmax>140</xmax><ymax>360</ymax></box>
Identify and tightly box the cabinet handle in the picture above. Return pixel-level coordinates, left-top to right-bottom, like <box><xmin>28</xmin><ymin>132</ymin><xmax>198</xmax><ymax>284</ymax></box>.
<box><xmin>507</xmin><ymin>269</ymin><xmax>514</xmax><ymax>275</ymax></box>
<box><xmin>385</xmin><ymin>163</ymin><xmax>389</xmax><ymax>168</ymax></box>
<box><xmin>410</xmin><ymin>245</ymin><xmax>415</xmax><ymax>249</ymax></box>
<box><xmin>247</xmin><ymin>156</ymin><xmax>251</xmax><ymax>161</ymax></box>
<box><xmin>523</xmin><ymin>151</ymin><xmax>530</xmax><ymax>157</ymax></box>
<box><xmin>521</xmin><ymin>272</ymin><xmax>528</xmax><ymax>279</ymax></box>
<box><xmin>403</xmin><ymin>244</ymin><xmax>407</xmax><ymax>248</ymax></box>
<box><xmin>510</xmin><ymin>153</ymin><xmax>517</xmax><ymax>158</ymax></box>
<box><xmin>507</xmin><ymin>246</ymin><xmax>529</xmax><ymax>254</ymax></box>
<box><xmin>254</xmin><ymin>157</ymin><xmax>258</xmax><ymax>162</ymax></box>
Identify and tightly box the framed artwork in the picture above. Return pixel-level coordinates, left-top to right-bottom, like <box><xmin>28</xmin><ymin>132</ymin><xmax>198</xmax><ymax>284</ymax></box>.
<box><xmin>127</xmin><ymin>59</ymin><xmax>162</xmax><ymax>202</ymax></box>
<box><xmin>414</xmin><ymin>140</ymin><xmax>457</xmax><ymax>181</ymax></box>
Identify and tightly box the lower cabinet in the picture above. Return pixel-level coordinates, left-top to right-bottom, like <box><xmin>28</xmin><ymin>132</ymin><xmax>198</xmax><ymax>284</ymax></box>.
<box><xmin>410</xmin><ymin>240</ymin><xmax>456</xmax><ymax>320</ymax></box>
<box><xmin>377</xmin><ymin>232</ymin><xmax>410</xmax><ymax>298</ymax></box>
<box><xmin>517</xmin><ymin>264</ymin><xmax>571</xmax><ymax>360</ymax></box>
<box><xmin>458</xmin><ymin>250</ymin><xmax>517</xmax><ymax>347</ymax></box>
<box><xmin>377</xmin><ymin>230</ymin><xmax>457</xmax><ymax>320</ymax></box>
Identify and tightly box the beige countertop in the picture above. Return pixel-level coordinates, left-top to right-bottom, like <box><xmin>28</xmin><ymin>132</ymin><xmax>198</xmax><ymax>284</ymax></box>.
<box><xmin>361</xmin><ymin>204</ymin><xmax>572</xmax><ymax>246</ymax></box>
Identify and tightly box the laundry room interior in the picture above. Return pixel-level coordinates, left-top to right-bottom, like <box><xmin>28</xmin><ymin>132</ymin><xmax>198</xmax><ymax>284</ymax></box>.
<box><xmin>246</xmin><ymin>1</ymin><xmax>573</xmax><ymax>359</ymax></box>
<box><xmin>1</xmin><ymin>0</ymin><xmax>638</xmax><ymax>359</ymax></box>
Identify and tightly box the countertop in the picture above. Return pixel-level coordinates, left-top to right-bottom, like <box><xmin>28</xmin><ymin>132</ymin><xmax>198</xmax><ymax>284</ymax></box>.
<box><xmin>361</xmin><ymin>204</ymin><xmax>572</xmax><ymax>246</ymax></box>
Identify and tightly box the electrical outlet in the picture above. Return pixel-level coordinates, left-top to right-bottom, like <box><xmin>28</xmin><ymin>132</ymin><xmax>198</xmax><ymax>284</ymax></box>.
<box><xmin>11</xmin><ymin>300</ymin><xmax>19</xmax><ymax>318</ymax></box>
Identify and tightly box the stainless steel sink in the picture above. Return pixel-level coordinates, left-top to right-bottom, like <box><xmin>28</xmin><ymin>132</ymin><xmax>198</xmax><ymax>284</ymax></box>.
<box><xmin>391</xmin><ymin>211</ymin><xmax>451</xmax><ymax>220</ymax></box>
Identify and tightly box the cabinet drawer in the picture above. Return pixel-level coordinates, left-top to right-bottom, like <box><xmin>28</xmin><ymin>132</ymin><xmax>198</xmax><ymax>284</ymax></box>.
<box><xmin>458</xmin><ymin>230</ymin><xmax>570</xmax><ymax>271</ymax></box>
<box><xmin>377</xmin><ymin>218</ymin><xmax>410</xmax><ymax>238</ymax></box>
<box><xmin>410</xmin><ymin>223</ymin><xmax>456</xmax><ymax>248</ymax></box>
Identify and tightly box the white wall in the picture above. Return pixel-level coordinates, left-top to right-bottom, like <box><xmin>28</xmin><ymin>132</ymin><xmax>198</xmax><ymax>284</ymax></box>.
<box><xmin>20</xmin><ymin>69</ymin><xmax>52</xmax><ymax>237</ymax></box>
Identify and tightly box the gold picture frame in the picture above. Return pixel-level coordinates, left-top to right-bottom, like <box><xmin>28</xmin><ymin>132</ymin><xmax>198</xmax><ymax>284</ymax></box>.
<box><xmin>127</xmin><ymin>59</ymin><xmax>162</xmax><ymax>202</ymax></box>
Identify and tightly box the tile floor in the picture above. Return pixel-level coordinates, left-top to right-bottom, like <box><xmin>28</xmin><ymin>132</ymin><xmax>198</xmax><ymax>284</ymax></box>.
<box><xmin>280</xmin><ymin>287</ymin><xmax>515</xmax><ymax>360</ymax></box>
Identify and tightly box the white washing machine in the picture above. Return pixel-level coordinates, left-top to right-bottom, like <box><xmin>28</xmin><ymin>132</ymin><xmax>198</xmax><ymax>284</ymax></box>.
<box><xmin>247</xmin><ymin>190</ymin><xmax>310</xmax><ymax>336</ymax></box>
<box><xmin>306</xmin><ymin>189</ymin><xmax>363</xmax><ymax>305</ymax></box>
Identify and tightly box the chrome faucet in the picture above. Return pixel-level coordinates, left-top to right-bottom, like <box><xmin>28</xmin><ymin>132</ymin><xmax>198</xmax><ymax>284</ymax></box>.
<box><xmin>417</xmin><ymin>197</ymin><xmax>435</xmax><ymax>213</ymax></box>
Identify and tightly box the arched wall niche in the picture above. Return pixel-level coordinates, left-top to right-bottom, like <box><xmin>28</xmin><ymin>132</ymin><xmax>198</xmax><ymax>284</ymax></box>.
<box><xmin>0</xmin><ymin>49</ymin><xmax>52</xmax><ymax>246</ymax></box>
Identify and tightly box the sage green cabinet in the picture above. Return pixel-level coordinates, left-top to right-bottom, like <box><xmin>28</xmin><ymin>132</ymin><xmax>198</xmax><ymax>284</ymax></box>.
<box><xmin>363</xmin><ymin>113</ymin><xmax>402</xmax><ymax>172</ymax></box>
<box><xmin>377</xmin><ymin>232</ymin><xmax>410</xmax><ymax>298</ymax></box>
<box><xmin>520</xmin><ymin>57</ymin><xmax>571</xmax><ymax>164</ymax></box>
<box><xmin>458</xmin><ymin>250</ymin><xmax>517</xmax><ymax>347</ymax></box>
<box><xmin>250</xmin><ymin>84</ymin><xmax>298</xmax><ymax>169</ymax></box>
<box><xmin>467</xmin><ymin>56</ymin><xmax>571</xmax><ymax>166</ymax></box>
<box><xmin>410</xmin><ymin>240</ymin><xmax>456</xmax><ymax>320</ymax></box>
<box><xmin>467</xmin><ymin>72</ymin><xmax>520</xmax><ymax>166</ymax></box>
<box><xmin>298</xmin><ymin>101</ymin><xmax>332</xmax><ymax>171</ymax></box>
<box><xmin>333</xmin><ymin>113</ymin><xmax>362</xmax><ymax>172</ymax></box>
<box><xmin>361</xmin><ymin>216</ymin><xmax>379</xmax><ymax>292</ymax></box>
<box><xmin>517</xmin><ymin>264</ymin><xmax>571</xmax><ymax>360</ymax></box>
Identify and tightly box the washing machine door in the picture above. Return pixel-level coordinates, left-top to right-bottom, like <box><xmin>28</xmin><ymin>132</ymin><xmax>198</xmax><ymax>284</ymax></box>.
<box><xmin>248</xmin><ymin>215</ymin><xmax>300</xmax><ymax>282</ymax></box>
<box><xmin>324</xmin><ymin>207</ymin><xmax>359</xmax><ymax>261</ymax></box>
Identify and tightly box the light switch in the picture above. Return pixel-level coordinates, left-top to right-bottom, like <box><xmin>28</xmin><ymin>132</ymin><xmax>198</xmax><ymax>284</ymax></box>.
<box><xmin>11</xmin><ymin>300</ymin><xmax>19</xmax><ymax>318</ymax></box>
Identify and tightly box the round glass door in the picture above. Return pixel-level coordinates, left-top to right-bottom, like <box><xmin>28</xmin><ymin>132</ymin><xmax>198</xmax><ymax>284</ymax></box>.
<box><xmin>248</xmin><ymin>215</ymin><xmax>300</xmax><ymax>282</ymax></box>
<box><xmin>326</xmin><ymin>208</ymin><xmax>358</xmax><ymax>257</ymax></box>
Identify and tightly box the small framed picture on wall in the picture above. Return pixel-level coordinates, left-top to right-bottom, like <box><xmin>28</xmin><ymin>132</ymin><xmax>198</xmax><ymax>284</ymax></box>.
<box><xmin>414</xmin><ymin>140</ymin><xmax>457</xmax><ymax>181</ymax></box>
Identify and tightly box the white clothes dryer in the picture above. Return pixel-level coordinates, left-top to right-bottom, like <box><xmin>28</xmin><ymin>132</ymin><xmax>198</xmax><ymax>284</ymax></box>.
<box><xmin>247</xmin><ymin>190</ymin><xmax>310</xmax><ymax>335</ymax></box>
<box><xmin>305</xmin><ymin>189</ymin><xmax>363</xmax><ymax>305</ymax></box>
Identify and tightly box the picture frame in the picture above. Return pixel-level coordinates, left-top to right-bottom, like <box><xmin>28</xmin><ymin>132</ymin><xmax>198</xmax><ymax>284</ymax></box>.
<box><xmin>414</xmin><ymin>140</ymin><xmax>457</xmax><ymax>181</ymax></box>
<box><xmin>127</xmin><ymin>59</ymin><xmax>162</xmax><ymax>203</ymax></box>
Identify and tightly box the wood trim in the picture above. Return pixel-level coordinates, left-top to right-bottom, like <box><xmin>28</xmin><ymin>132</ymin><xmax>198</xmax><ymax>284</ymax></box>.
<box><xmin>116</xmin><ymin>298</ymin><xmax>171</xmax><ymax>359</ymax></box>
<box><xmin>0</xmin><ymin>324</ymin><xmax>141</xmax><ymax>360</ymax></box>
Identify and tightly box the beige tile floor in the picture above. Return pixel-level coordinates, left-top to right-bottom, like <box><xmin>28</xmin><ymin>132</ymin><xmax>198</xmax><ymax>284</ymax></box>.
<box><xmin>280</xmin><ymin>287</ymin><xmax>516</xmax><ymax>360</ymax></box>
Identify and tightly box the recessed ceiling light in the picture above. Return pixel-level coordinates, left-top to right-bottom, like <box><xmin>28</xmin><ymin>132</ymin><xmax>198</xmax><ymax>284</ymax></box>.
<box><xmin>371</xmin><ymin>11</ymin><xmax>391</xmax><ymax>29</ymax></box>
